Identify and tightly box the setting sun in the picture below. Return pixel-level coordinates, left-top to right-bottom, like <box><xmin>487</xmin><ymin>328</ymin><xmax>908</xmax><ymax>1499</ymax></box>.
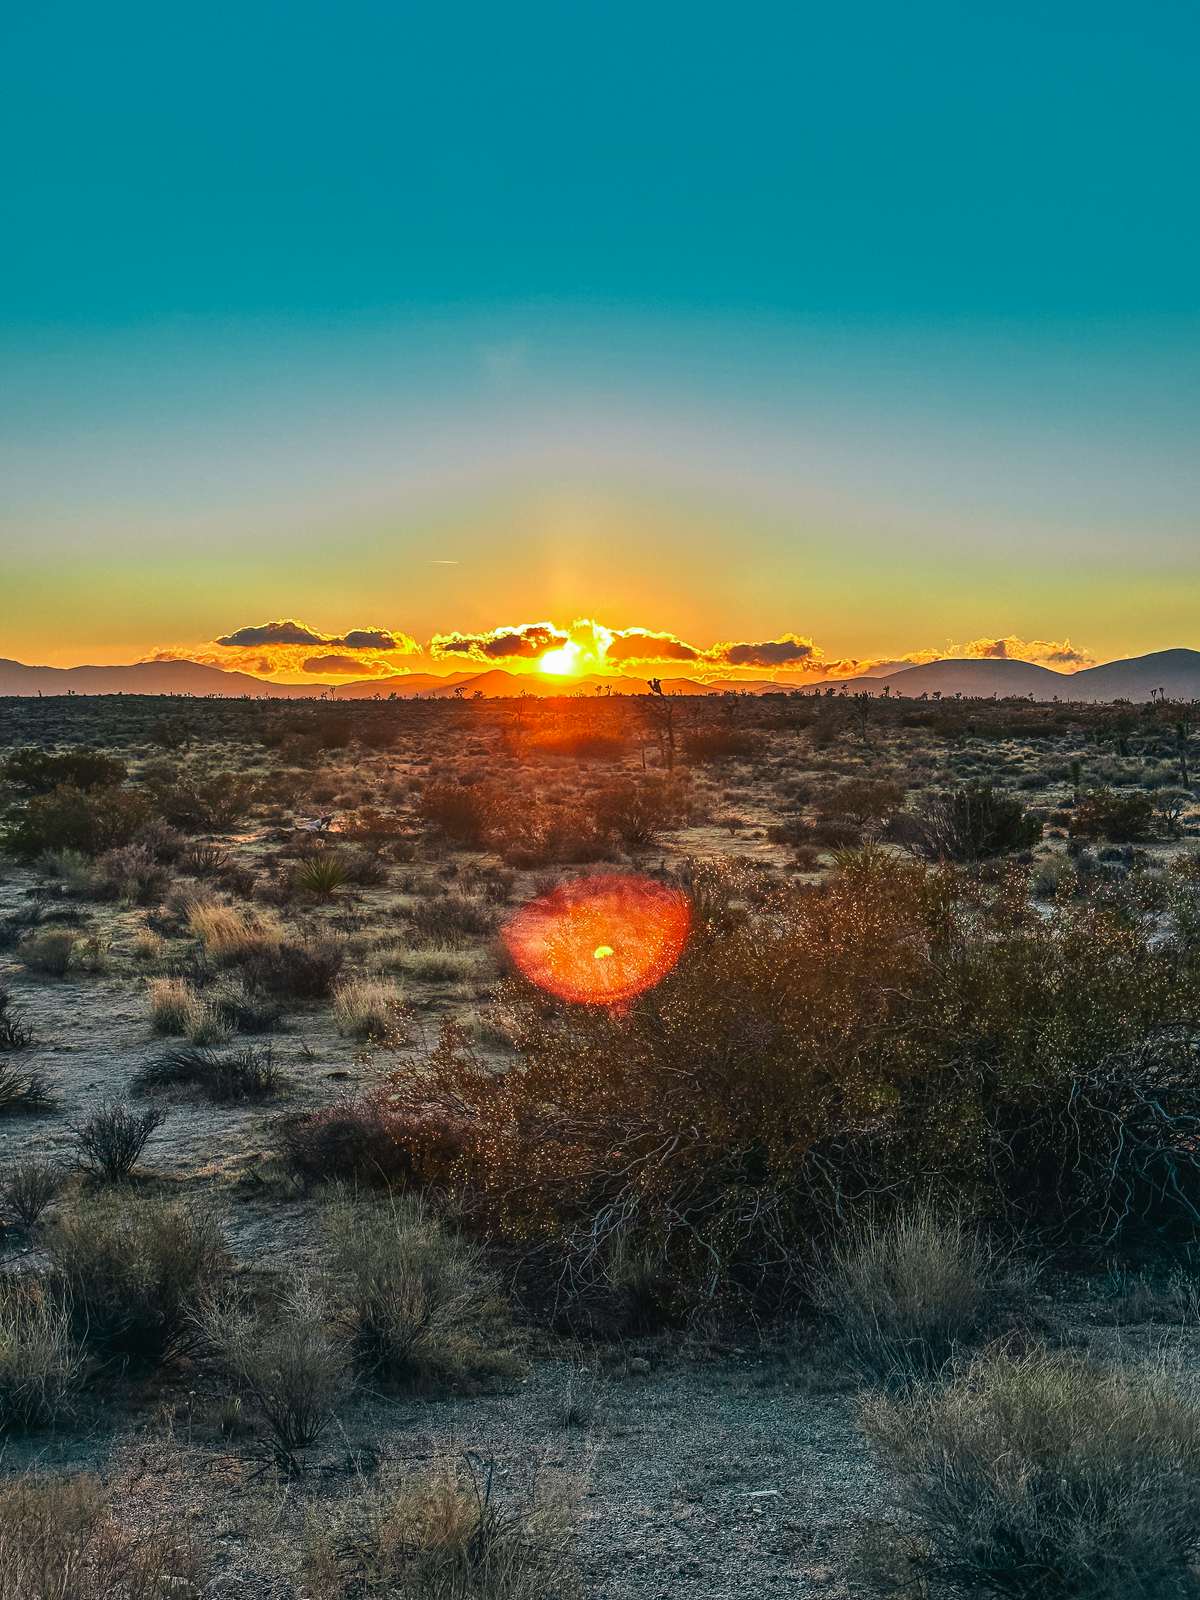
<box><xmin>540</xmin><ymin>643</ymin><xmax>581</xmax><ymax>675</ymax></box>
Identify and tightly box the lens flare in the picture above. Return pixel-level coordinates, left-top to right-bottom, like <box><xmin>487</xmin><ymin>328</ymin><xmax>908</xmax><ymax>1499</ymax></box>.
<box><xmin>503</xmin><ymin>874</ymin><xmax>692</xmax><ymax>1005</ymax></box>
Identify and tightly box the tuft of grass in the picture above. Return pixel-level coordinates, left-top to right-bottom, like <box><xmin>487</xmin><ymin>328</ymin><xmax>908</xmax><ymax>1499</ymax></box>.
<box><xmin>18</xmin><ymin>927</ymin><xmax>78</xmax><ymax>976</ymax></box>
<box><xmin>68</xmin><ymin>1099</ymin><xmax>167</xmax><ymax>1182</ymax></box>
<box><xmin>0</xmin><ymin>987</ymin><xmax>36</xmax><ymax>1052</ymax></box>
<box><xmin>0</xmin><ymin>1061</ymin><xmax>55</xmax><ymax>1116</ymax></box>
<box><xmin>134</xmin><ymin>1042</ymin><xmax>284</xmax><ymax>1102</ymax></box>
<box><xmin>861</xmin><ymin>1346</ymin><xmax>1200</xmax><ymax>1600</ymax></box>
<box><xmin>303</xmin><ymin>1453</ymin><xmax>576</xmax><ymax>1600</ymax></box>
<box><xmin>332</xmin><ymin>977</ymin><xmax>407</xmax><ymax>1043</ymax></box>
<box><xmin>812</xmin><ymin>1200</ymin><xmax>1029</xmax><ymax>1386</ymax></box>
<box><xmin>321</xmin><ymin>1191</ymin><xmax>515</xmax><ymax>1386</ymax></box>
<box><xmin>0</xmin><ymin>1278</ymin><xmax>86</xmax><ymax>1432</ymax></box>
<box><xmin>147</xmin><ymin>975</ymin><xmax>203</xmax><ymax>1035</ymax></box>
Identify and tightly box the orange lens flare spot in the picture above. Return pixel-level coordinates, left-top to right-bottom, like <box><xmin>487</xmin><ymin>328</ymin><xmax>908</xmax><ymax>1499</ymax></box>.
<box><xmin>503</xmin><ymin>875</ymin><xmax>692</xmax><ymax>1005</ymax></box>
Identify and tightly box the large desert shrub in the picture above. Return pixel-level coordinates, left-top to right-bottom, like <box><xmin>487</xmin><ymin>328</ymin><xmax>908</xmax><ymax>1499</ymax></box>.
<box><xmin>862</xmin><ymin>1347</ymin><xmax>1200</xmax><ymax>1599</ymax></box>
<box><xmin>914</xmin><ymin>783</ymin><xmax>1041</xmax><ymax>860</ymax></box>
<box><xmin>1</xmin><ymin>747</ymin><xmax>126</xmax><ymax>794</ymax></box>
<box><xmin>1070</xmin><ymin>787</ymin><xmax>1156</xmax><ymax>843</ymax></box>
<box><xmin>2</xmin><ymin>785</ymin><xmax>153</xmax><ymax>858</ymax></box>
<box><xmin>392</xmin><ymin>854</ymin><xmax>1200</xmax><ymax>1302</ymax></box>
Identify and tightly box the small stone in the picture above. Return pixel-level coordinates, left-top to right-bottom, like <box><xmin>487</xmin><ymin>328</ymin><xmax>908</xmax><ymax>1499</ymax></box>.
<box><xmin>627</xmin><ymin>1356</ymin><xmax>651</xmax><ymax>1376</ymax></box>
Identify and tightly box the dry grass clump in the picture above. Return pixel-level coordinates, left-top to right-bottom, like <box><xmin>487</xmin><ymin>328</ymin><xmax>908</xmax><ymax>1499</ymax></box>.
<box><xmin>332</xmin><ymin>977</ymin><xmax>407</xmax><ymax>1043</ymax></box>
<box><xmin>0</xmin><ymin>986</ymin><xmax>35</xmax><ymax>1051</ymax></box>
<box><xmin>199</xmin><ymin>1280</ymin><xmax>350</xmax><ymax>1471</ymax></box>
<box><xmin>0</xmin><ymin>1472</ymin><xmax>205</xmax><ymax>1600</ymax></box>
<box><xmin>812</xmin><ymin>1201</ymin><xmax>1029</xmax><ymax>1385</ymax></box>
<box><xmin>321</xmin><ymin>1192</ymin><xmax>515</xmax><ymax>1386</ymax></box>
<box><xmin>133</xmin><ymin>1042</ymin><xmax>284</xmax><ymax>1102</ymax></box>
<box><xmin>304</xmin><ymin>1453</ymin><xmax>577</xmax><ymax>1600</ymax></box>
<box><xmin>862</xmin><ymin>1347</ymin><xmax>1200</xmax><ymax>1599</ymax></box>
<box><xmin>0</xmin><ymin>1278</ymin><xmax>86</xmax><ymax>1431</ymax></box>
<box><xmin>146</xmin><ymin>975</ymin><xmax>202</xmax><ymax>1034</ymax></box>
<box><xmin>45</xmin><ymin>1193</ymin><xmax>229</xmax><ymax>1366</ymax></box>
<box><xmin>0</xmin><ymin>1060</ymin><xmax>55</xmax><ymax>1115</ymax></box>
<box><xmin>187</xmin><ymin>899</ymin><xmax>281</xmax><ymax>961</ymax></box>
<box><xmin>18</xmin><ymin>926</ymin><xmax>79</xmax><ymax>975</ymax></box>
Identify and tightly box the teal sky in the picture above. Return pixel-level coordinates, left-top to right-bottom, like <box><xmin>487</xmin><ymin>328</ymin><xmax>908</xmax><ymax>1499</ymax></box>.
<box><xmin>1</xmin><ymin>2</ymin><xmax>1197</xmax><ymax>669</ymax></box>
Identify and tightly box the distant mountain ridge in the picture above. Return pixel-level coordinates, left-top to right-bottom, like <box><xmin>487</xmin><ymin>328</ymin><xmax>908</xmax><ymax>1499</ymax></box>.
<box><xmin>1</xmin><ymin>649</ymin><xmax>1199</xmax><ymax>703</ymax></box>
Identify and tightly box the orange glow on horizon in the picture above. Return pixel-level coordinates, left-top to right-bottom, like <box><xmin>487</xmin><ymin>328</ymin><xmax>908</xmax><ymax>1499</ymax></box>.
<box><xmin>502</xmin><ymin>875</ymin><xmax>692</xmax><ymax>1005</ymax></box>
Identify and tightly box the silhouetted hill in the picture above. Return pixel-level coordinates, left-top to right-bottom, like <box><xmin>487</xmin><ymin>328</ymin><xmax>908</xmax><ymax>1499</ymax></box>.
<box><xmin>1071</xmin><ymin>649</ymin><xmax>1200</xmax><ymax>702</ymax></box>
<box><xmin>0</xmin><ymin>658</ymin><xmax>316</xmax><ymax>697</ymax></box>
<box><xmin>875</xmin><ymin>658</ymin><xmax>1064</xmax><ymax>697</ymax></box>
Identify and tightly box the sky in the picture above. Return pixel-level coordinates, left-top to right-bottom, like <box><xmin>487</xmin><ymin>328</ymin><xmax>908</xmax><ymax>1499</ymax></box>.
<box><xmin>1</xmin><ymin>1</ymin><xmax>1197</xmax><ymax>681</ymax></box>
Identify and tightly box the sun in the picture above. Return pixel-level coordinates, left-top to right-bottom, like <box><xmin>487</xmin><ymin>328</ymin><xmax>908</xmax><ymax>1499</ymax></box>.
<box><xmin>540</xmin><ymin>642</ymin><xmax>581</xmax><ymax>675</ymax></box>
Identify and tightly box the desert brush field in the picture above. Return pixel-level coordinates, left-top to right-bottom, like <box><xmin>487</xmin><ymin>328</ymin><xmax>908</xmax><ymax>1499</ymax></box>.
<box><xmin>2</xmin><ymin>687</ymin><xmax>1200</xmax><ymax>1599</ymax></box>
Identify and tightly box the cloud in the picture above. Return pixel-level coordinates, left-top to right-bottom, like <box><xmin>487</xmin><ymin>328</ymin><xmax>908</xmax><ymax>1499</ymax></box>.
<box><xmin>431</xmin><ymin>622</ymin><xmax>569</xmax><ymax>661</ymax></box>
<box><xmin>333</xmin><ymin>628</ymin><xmax>417</xmax><ymax>653</ymax></box>
<box><xmin>709</xmin><ymin>634</ymin><xmax>821</xmax><ymax>669</ymax></box>
<box><xmin>911</xmin><ymin>635</ymin><xmax>1096</xmax><ymax>671</ymax></box>
<box><xmin>605</xmin><ymin>628</ymin><xmax>703</xmax><ymax>664</ymax></box>
<box><xmin>302</xmin><ymin>653</ymin><xmax>392</xmax><ymax>676</ymax></box>
<box><xmin>217</xmin><ymin>619</ymin><xmax>327</xmax><ymax>647</ymax></box>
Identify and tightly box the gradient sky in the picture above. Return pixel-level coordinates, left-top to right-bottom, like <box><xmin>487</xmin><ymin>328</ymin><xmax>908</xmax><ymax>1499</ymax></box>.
<box><xmin>2</xmin><ymin>1</ymin><xmax>1197</xmax><ymax>672</ymax></box>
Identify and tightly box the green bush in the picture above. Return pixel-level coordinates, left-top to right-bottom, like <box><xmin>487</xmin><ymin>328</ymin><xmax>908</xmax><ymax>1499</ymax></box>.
<box><xmin>1</xmin><ymin>747</ymin><xmax>126</xmax><ymax>794</ymax></box>
<box><xmin>2</xmin><ymin>784</ymin><xmax>153</xmax><ymax>858</ymax></box>
<box><xmin>1071</xmin><ymin>787</ymin><xmax>1156</xmax><ymax>843</ymax></box>
<box><xmin>914</xmin><ymin>783</ymin><xmax>1041</xmax><ymax>860</ymax></box>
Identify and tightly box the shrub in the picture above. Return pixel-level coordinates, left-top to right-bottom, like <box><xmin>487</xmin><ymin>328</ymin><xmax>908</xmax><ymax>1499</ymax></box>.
<box><xmin>681</xmin><ymin>725</ymin><xmax>757</xmax><ymax>763</ymax></box>
<box><xmin>133</xmin><ymin>1043</ymin><xmax>284</xmax><ymax>1102</ymax></box>
<box><xmin>0</xmin><ymin>1472</ymin><xmax>205</xmax><ymax>1600</ymax></box>
<box><xmin>143</xmin><ymin>768</ymin><xmax>257</xmax><ymax>832</ymax></box>
<box><xmin>2</xmin><ymin>1157</ymin><xmax>63</xmax><ymax>1224</ymax></box>
<box><xmin>332</xmin><ymin>977</ymin><xmax>407</xmax><ymax>1043</ymax></box>
<box><xmin>321</xmin><ymin>1192</ymin><xmax>513</xmax><ymax>1385</ymax></box>
<box><xmin>815</xmin><ymin>777</ymin><xmax>906</xmax><ymax>828</ymax></box>
<box><xmin>417</xmin><ymin>781</ymin><xmax>509</xmax><ymax>848</ymax></box>
<box><xmin>811</xmin><ymin>1200</ymin><xmax>1026</xmax><ymax>1385</ymax></box>
<box><xmin>862</xmin><ymin>1347</ymin><xmax>1200</xmax><ymax>1599</ymax></box>
<box><xmin>0</xmin><ymin>1278</ymin><xmax>86</xmax><ymax>1431</ymax></box>
<box><xmin>18</xmin><ymin>927</ymin><xmax>78</xmax><ymax>976</ymax></box>
<box><xmin>914</xmin><ymin>783</ymin><xmax>1041</xmax><ymax>860</ymax></box>
<box><xmin>239</xmin><ymin>935</ymin><xmax>346</xmax><ymax>999</ymax></box>
<box><xmin>45</xmin><ymin>1194</ymin><xmax>228</xmax><ymax>1366</ymax></box>
<box><xmin>1</xmin><ymin>747</ymin><xmax>126</xmax><ymax>794</ymax></box>
<box><xmin>199</xmin><ymin>1280</ymin><xmax>349</xmax><ymax>1471</ymax></box>
<box><xmin>2</xmin><ymin>784</ymin><xmax>153</xmax><ymax>858</ymax></box>
<box><xmin>278</xmin><ymin>1091</ymin><xmax>465</xmax><ymax>1190</ymax></box>
<box><xmin>89</xmin><ymin>844</ymin><xmax>170</xmax><ymax>904</ymax></box>
<box><xmin>69</xmin><ymin>1100</ymin><xmax>167</xmax><ymax>1182</ymax></box>
<box><xmin>397</xmin><ymin>857</ymin><xmax>1200</xmax><ymax>1301</ymax></box>
<box><xmin>591</xmin><ymin>777</ymin><xmax>684</xmax><ymax>848</ymax></box>
<box><xmin>0</xmin><ymin>987</ymin><xmax>35</xmax><ymax>1052</ymax></box>
<box><xmin>1071</xmin><ymin>787</ymin><xmax>1156</xmax><ymax>843</ymax></box>
<box><xmin>303</xmin><ymin>1454</ymin><xmax>575</xmax><ymax>1600</ymax></box>
<box><xmin>186</xmin><ymin>899</ymin><xmax>281</xmax><ymax>961</ymax></box>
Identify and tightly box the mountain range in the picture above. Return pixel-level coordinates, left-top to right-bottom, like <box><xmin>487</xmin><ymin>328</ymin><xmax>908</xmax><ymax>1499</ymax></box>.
<box><xmin>0</xmin><ymin>650</ymin><xmax>1198</xmax><ymax>703</ymax></box>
